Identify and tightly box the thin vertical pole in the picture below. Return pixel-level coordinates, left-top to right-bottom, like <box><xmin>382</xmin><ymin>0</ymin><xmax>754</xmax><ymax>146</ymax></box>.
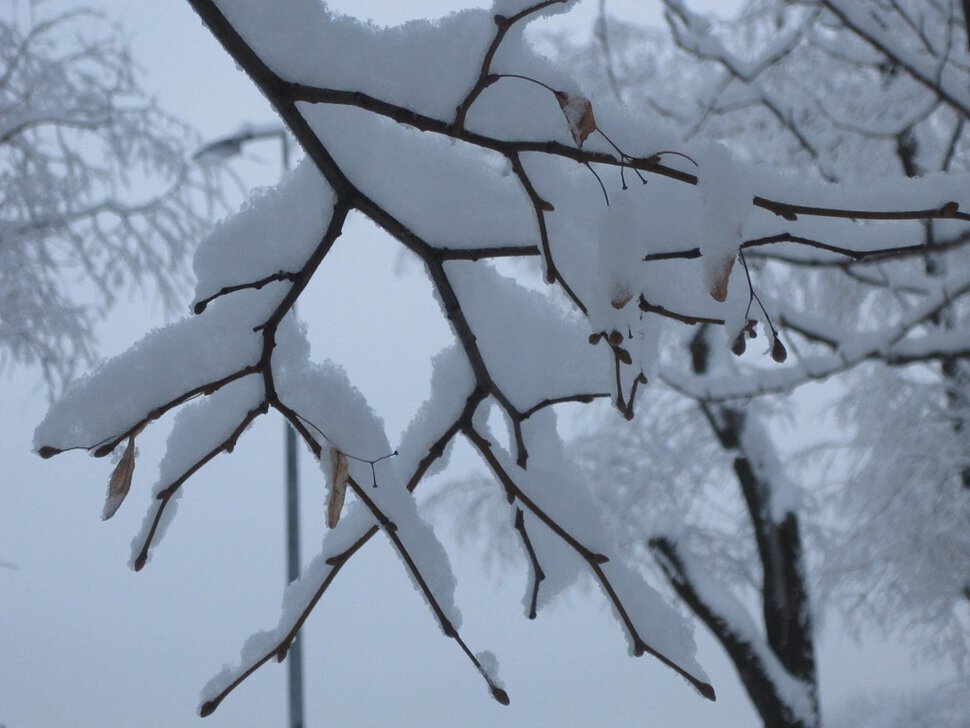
<box><xmin>281</xmin><ymin>131</ymin><xmax>305</xmax><ymax>728</ymax></box>
<box><xmin>285</xmin><ymin>424</ymin><xmax>304</xmax><ymax>728</ymax></box>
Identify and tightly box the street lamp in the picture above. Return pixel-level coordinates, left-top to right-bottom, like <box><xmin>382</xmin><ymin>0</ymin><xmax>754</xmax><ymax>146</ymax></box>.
<box><xmin>195</xmin><ymin>125</ymin><xmax>305</xmax><ymax>728</ymax></box>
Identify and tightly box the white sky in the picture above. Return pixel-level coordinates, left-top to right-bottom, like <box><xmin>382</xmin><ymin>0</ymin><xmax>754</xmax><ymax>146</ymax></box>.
<box><xmin>0</xmin><ymin>2</ymin><xmax>951</xmax><ymax>727</ymax></box>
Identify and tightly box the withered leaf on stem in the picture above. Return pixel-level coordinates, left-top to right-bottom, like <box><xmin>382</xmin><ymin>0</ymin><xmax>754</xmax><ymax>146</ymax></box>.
<box><xmin>102</xmin><ymin>433</ymin><xmax>138</xmax><ymax>521</ymax></box>
<box><xmin>554</xmin><ymin>91</ymin><xmax>597</xmax><ymax>148</ymax></box>
<box><xmin>327</xmin><ymin>448</ymin><xmax>349</xmax><ymax>529</ymax></box>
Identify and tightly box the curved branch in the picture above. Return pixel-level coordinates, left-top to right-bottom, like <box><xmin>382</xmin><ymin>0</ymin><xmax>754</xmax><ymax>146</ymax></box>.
<box><xmin>133</xmin><ymin>402</ymin><xmax>268</xmax><ymax>571</ymax></box>
<box><xmin>453</xmin><ymin>1</ymin><xmax>570</xmax><ymax>128</ymax></box>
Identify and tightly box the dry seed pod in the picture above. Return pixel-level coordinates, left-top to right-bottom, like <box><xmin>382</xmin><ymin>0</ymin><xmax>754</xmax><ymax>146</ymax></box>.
<box><xmin>731</xmin><ymin>333</ymin><xmax>747</xmax><ymax>357</ymax></box>
<box><xmin>327</xmin><ymin>448</ymin><xmax>349</xmax><ymax>528</ymax></box>
<box><xmin>771</xmin><ymin>337</ymin><xmax>788</xmax><ymax>363</ymax></box>
<box><xmin>102</xmin><ymin>434</ymin><xmax>137</xmax><ymax>520</ymax></box>
<box><xmin>554</xmin><ymin>91</ymin><xmax>597</xmax><ymax>148</ymax></box>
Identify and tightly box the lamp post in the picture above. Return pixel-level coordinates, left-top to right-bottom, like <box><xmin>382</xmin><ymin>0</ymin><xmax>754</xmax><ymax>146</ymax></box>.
<box><xmin>195</xmin><ymin>126</ymin><xmax>305</xmax><ymax>728</ymax></box>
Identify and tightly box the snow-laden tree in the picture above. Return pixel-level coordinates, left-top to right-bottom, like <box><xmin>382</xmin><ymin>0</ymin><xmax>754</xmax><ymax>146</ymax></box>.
<box><xmin>33</xmin><ymin>0</ymin><xmax>970</xmax><ymax>720</ymax></box>
<box><xmin>526</xmin><ymin>1</ymin><xmax>969</xmax><ymax>725</ymax></box>
<box><xmin>1</xmin><ymin>2</ymin><xmax>229</xmax><ymax>392</ymax></box>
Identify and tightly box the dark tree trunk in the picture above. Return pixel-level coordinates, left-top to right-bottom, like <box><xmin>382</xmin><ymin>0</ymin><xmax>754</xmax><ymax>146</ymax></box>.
<box><xmin>652</xmin><ymin>328</ymin><xmax>819</xmax><ymax>728</ymax></box>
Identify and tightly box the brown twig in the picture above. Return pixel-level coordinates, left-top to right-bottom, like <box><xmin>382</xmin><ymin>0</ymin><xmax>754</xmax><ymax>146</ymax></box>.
<box><xmin>192</xmin><ymin>271</ymin><xmax>299</xmax><ymax>314</ymax></box>
<box><xmin>513</xmin><ymin>508</ymin><xmax>545</xmax><ymax>619</ymax></box>
<box><xmin>638</xmin><ymin>296</ymin><xmax>725</xmax><ymax>326</ymax></box>
<box><xmin>645</xmin><ymin>229</ymin><xmax>970</xmax><ymax>264</ymax></box>
<box><xmin>453</xmin><ymin>1</ymin><xmax>570</xmax><ymax>128</ymax></box>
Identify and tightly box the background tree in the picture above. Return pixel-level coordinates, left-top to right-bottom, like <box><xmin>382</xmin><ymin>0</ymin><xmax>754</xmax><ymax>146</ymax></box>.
<box><xmin>1</xmin><ymin>2</ymin><xmax>229</xmax><ymax>392</ymax></box>
<box><xmin>32</xmin><ymin>0</ymin><xmax>970</xmax><ymax>722</ymax></box>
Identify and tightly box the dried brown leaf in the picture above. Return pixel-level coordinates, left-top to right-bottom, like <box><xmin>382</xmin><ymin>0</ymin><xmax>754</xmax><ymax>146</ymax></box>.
<box><xmin>555</xmin><ymin>91</ymin><xmax>597</xmax><ymax>148</ymax></box>
<box><xmin>610</xmin><ymin>286</ymin><xmax>633</xmax><ymax>310</ymax></box>
<box><xmin>102</xmin><ymin>434</ymin><xmax>136</xmax><ymax>521</ymax></box>
<box><xmin>327</xmin><ymin>448</ymin><xmax>349</xmax><ymax>529</ymax></box>
<box><xmin>709</xmin><ymin>257</ymin><xmax>735</xmax><ymax>302</ymax></box>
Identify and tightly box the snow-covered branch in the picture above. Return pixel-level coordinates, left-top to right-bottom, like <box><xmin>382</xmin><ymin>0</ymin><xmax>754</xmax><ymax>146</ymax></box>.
<box><xmin>32</xmin><ymin>0</ymin><xmax>970</xmax><ymax>719</ymax></box>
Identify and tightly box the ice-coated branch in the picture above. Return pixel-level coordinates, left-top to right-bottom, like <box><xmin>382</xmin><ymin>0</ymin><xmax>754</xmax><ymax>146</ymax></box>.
<box><xmin>662</xmin><ymin>0</ymin><xmax>836</xmax><ymax>181</ymax></box>
<box><xmin>1</xmin><ymin>3</ymin><xmax>234</xmax><ymax>392</ymax></box>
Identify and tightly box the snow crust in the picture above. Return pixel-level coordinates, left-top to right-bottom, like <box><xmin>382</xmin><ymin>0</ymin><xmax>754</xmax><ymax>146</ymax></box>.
<box><xmin>193</xmin><ymin>159</ymin><xmax>335</xmax><ymax>305</ymax></box>
<box><xmin>215</xmin><ymin>0</ymin><xmax>578</xmax><ymax>123</ymax></box>
<box><xmin>397</xmin><ymin>345</ymin><xmax>475</xmax><ymax>482</ymax></box>
<box><xmin>34</xmin><ymin>288</ymin><xmax>280</xmax><ymax>452</ymax></box>
<box><xmin>216</xmin><ymin>1</ymin><xmax>491</xmax><ymax>120</ymax></box>
<box><xmin>697</xmin><ymin>141</ymin><xmax>749</xmax><ymax>302</ymax></box>
<box><xmin>445</xmin><ymin>261</ymin><xmax>609</xmax><ymax>410</ymax></box>
<box><xmin>300</xmin><ymin>104</ymin><xmax>535</xmax><ymax>248</ymax></box>
<box><xmin>272</xmin><ymin>314</ymin><xmax>461</xmax><ymax>629</ymax></box>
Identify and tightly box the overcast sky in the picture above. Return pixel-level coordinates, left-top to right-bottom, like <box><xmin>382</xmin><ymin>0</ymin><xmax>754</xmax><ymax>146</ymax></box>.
<box><xmin>0</xmin><ymin>2</ymin><xmax>950</xmax><ymax>727</ymax></box>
